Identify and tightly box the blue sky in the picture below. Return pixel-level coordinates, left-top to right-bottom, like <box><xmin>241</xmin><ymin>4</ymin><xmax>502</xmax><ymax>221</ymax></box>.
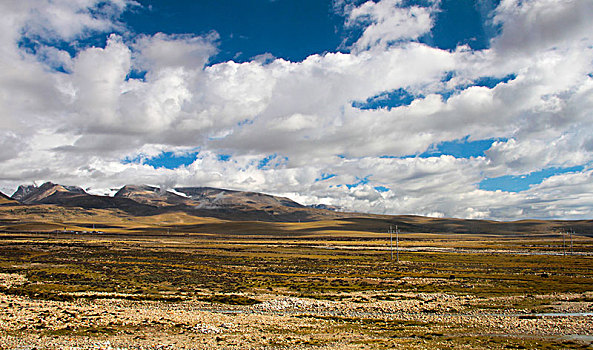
<box><xmin>1</xmin><ymin>0</ymin><xmax>593</xmax><ymax>220</ymax></box>
<box><xmin>479</xmin><ymin>166</ymin><xmax>585</xmax><ymax>193</ymax></box>
<box><xmin>122</xmin><ymin>0</ymin><xmax>347</xmax><ymax>63</ymax></box>
<box><xmin>118</xmin><ymin>0</ymin><xmax>500</xmax><ymax>62</ymax></box>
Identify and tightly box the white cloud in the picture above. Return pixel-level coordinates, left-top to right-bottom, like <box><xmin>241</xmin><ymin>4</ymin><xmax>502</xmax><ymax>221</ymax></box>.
<box><xmin>0</xmin><ymin>132</ymin><xmax>27</xmax><ymax>162</ymax></box>
<box><xmin>0</xmin><ymin>0</ymin><xmax>592</xmax><ymax>220</ymax></box>
<box><xmin>69</xmin><ymin>34</ymin><xmax>132</xmax><ymax>131</ymax></box>
<box><xmin>346</xmin><ymin>0</ymin><xmax>435</xmax><ymax>51</ymax></box>
<box><xmin>492</xmin><ymin>0</ymin><xmax>593</xmax><ymax>55</ymax></box>
<box><xmin>133</xmin><ymin>32</ymin><xmax>218</xmax><ymax>71</ymax></box>
<box><xmin>20</xmin><ymin>0</ymin><xmax>131</xmax><ymax>41</ymax></box>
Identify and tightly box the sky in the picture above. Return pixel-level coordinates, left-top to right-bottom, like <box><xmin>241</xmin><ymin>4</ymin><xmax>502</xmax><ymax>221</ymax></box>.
<box><xmin>1</xmin><ymin>0</ymin><xmax>593</xmax><ymax>220</ymax></box>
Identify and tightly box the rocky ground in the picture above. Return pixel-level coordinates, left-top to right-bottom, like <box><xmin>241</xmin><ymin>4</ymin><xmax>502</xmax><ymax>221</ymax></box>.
<box><xmin>1</xmin><ymin>272</ymin><xmax>592</xmax><ymax>350</ymax></box>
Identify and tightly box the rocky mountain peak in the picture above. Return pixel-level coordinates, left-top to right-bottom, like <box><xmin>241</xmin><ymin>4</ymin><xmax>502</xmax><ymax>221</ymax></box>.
<box><xmin>11</xmin><ymin>184</ymin><xmax>38</xmax><ymax>202</ymax></box>
<box><xmin>12</xmin><ymin>182</ymin><xmax>86</xmax><ymax>204</ymax></box>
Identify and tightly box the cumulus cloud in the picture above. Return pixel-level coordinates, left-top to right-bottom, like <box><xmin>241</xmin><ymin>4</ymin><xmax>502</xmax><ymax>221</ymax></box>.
<box><xmin>133</xmin><ymin>32</ymin><xmax>218</xmax><ymax>71</ymax></box>
<box><xmin>20</xmin><ymin>0</ymin><xmax>131</xmax><ymax>41</ymax></box>
<box><xmin>346</xmin><ymin>0</ymin><xmax>435</xmax><ymax>51</ymax></box>
<box><xmin>0</xmin><ymin>0</ymin><xmax>592</xmax><ymax>220</ymax></box>
<box><xmin>492</xmin><ymin>0</ymin><xmax>593</xmax><ymax>55</ymax></box>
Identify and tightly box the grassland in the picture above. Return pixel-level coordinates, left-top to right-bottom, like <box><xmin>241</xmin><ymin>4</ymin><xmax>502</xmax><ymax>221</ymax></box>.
<box><xmin>0</xmin><ymin>204</ymin><xmax>592</xmax><ymax>349</ymax></box>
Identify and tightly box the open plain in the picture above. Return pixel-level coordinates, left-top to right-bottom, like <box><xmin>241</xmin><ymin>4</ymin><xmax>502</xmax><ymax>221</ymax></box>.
<box><xmin>1</xmin><ymin>202</ymin><xmax>593</xmax><ymax>349</ymax></box>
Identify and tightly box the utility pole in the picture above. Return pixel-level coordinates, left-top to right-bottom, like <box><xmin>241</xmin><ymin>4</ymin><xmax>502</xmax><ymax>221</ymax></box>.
<box><xmin>571</xmin><ymin>229</ymin><xmax>574</xmax><ymax>255</ymax></box>
<box><xmin>563</xmin><ymin>231</ymin><xmax>566</xmax><ymax>256</ymax></box>
<box><xmin>389</xmin><ymin>225</ymin><xmax>393</xmax><ymax>261</ymax></box>
<box><xmin>396</xmin><ymin>225</ymin><xmax>400</xmax><ymax>263</ymax></box>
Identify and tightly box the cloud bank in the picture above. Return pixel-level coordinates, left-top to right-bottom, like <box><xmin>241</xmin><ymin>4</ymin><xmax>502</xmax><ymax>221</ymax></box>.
<box><xmin>1</xmin><ymin>0</ymin><xmax>592</xmax><ymax>220</ymax></box>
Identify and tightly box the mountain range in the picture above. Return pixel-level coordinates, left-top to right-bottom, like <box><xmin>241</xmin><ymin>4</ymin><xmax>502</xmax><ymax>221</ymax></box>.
<box><xmin>8</xmin><ymin>182</ymin><xmax>345</xmax><ymax>222</ymax></box>
<box><xmin>3</xmin><ymin>182</ymin><xmax>592</xmax><ymax>236</ymax></box>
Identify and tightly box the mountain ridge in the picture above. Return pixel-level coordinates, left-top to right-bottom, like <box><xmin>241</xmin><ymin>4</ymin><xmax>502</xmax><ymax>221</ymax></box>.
<box><xmin>0</xmin><ymin>191</ymin><xmax>16</xmax><ymax>205</ymax></box>
<box><xmin>12</xmin><ymin>182</ymin><xmax>86</xmax><ymax>204</ymax></box>
<box><xmin>10</xmin><ymin>182</ymin><xmax>343</xmax><ymax>222</ymax></box>
<box><xmin>7</xmin><ymin>182</ymin><xmax>593</xmax><ymax>236</ymax></box>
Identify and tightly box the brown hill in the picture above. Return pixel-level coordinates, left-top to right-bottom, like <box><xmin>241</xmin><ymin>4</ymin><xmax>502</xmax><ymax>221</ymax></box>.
<box><xmin>11</xmin><ymin>182</ymin><xmax>161</xmax><ymax>216</ymax></box>
<box><xmin>10</xmin><ymin>182</ymin><xmax>342</xmax><ymax>221</ymax></box>
<box><xmin>114</xmin><ymin>185</ymin><xmax>194</xmax><ymax>207</ymax></box>
<box><xmin>113</xmin><ymin>184</ymin><xmax>341</xmax><ymax>221</ymax></box>
<box><xmin>12</xmin><ymin>184</ymin><xmax>40</xmax><ymax>202</ymax></box>
<box><xmin>8</xmin><ymin>182</ymin><xmax>593</xmax><ymax>236</ymax></box>
<box><xmin>304</xmin><ymin>216</ymin><xmax>593</xmax><ymax>237</ymax></box>
<box><xmin>0</xmin><ymin>191</ymin><xmax>17</xmax><ymax>205</ymax></box>
<box><xmin>12</xmin><ymin>182</ymin><xmax>86</xmax><ymax>204</ymax></box>
<box><xmin>173</xmin><ymin>186</ymin><xmax>305</xmax><ymax>210</ymax></box>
